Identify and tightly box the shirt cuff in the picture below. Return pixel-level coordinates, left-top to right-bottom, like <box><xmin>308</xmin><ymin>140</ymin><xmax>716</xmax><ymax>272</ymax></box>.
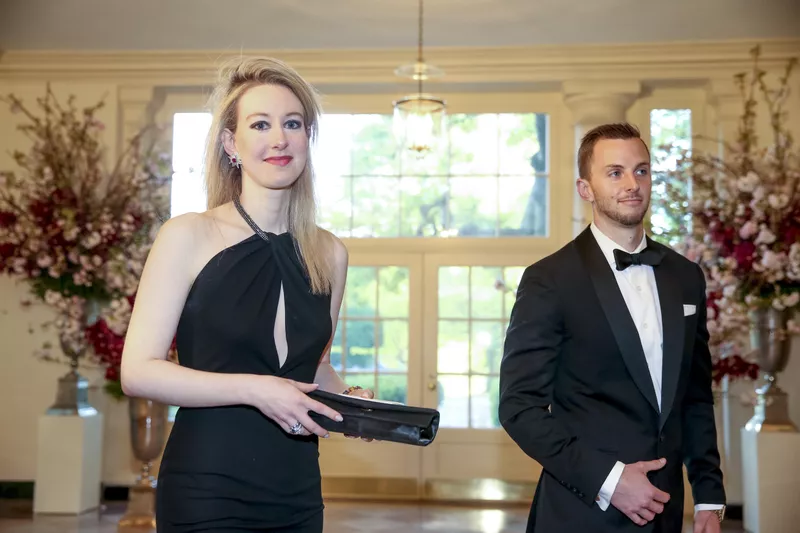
<box><xmin>694</xmin><ymin>504</ymin><xmax>724</xmax><ymax>514</ymax></box>
<box><xmin>596</xmin><ymin>461</ymin><xmax>625</xmax><ymax>511</ymax></box>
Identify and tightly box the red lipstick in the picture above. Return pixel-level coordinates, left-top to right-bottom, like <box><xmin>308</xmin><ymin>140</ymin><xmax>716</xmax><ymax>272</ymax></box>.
<box><xmin>265</xmin><ymin>156</ymin><xmax>293</xmax><ymax>167</ymax></box>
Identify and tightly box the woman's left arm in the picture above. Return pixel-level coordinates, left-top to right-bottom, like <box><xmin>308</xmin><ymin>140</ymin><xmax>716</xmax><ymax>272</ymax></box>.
<box><xmin>314</xmin><ymin>235</ymin><xmax>373</xmax><ymax>400</ymax></box>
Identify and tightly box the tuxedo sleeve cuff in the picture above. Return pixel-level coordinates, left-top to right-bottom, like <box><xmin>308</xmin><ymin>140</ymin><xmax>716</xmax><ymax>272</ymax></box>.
<box><xmin>596</xmin><ymin>461</ymin><xmax>625</xmax><ymax>511</ymax></box>
<box><xmin>695</xmin><ymin>504</ymin><xmax>724</xmax><ymax>514</ymax></box>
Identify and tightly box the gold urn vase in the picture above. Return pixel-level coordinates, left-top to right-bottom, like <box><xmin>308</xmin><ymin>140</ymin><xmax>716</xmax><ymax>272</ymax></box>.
<box><xmin>118</xmin><ymin>397</ymin><xmax>168</xmax><ymax>530</ymax></box>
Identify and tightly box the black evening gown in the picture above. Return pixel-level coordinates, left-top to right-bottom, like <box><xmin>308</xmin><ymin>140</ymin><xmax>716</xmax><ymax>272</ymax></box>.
<box><xmin>156</xmin><ymin>229</ymin><xmax>332</xmax><ymax>532</ymax></box>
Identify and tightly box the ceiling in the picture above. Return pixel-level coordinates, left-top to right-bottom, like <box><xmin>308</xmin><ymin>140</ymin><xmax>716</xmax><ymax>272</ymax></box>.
<box><xmin>0</xmin><ymin>0</ymin><xmax>798</xmax><ymax>52</ymax></box>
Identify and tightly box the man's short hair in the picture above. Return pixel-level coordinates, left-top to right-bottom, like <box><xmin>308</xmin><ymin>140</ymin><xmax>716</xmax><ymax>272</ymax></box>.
<box><xmin>578</xmin><ymin>122</ymin><xmax>649</xmax><ymax>180</ymax></box>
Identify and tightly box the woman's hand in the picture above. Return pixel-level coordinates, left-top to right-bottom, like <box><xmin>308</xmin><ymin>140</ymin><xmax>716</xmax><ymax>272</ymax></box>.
<box><xmin>247</xmin><ymin>376</ymin><xmax>343</xmax><ymax>438</ymax></box>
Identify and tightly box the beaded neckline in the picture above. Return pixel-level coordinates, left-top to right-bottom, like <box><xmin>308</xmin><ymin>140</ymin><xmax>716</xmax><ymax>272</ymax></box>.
<box><xmin>233</xmin><ymin>196</ymin><xmax>271</xmax><ymax>242</ymax></box>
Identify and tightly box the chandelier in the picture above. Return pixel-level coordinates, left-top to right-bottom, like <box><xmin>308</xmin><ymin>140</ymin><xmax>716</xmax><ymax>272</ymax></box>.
<box><xmin>392</xmin><ymin>0</ymin><xmax>446</xmax><ymax>158</ymax></box>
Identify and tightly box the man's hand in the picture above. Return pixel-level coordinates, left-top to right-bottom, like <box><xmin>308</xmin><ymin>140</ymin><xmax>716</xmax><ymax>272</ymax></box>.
<box><xmin>693</xmin><ymin>510</ymin><xmax>721</xmax><ymax>533</ymax></box>
<box><xmin>610</xmin><ymin>458</ymin><xmax>671</xmax><ymax>526</ymax></box>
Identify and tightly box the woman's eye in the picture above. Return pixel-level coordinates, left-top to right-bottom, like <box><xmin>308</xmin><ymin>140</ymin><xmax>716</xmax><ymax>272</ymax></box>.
<box><xmin>285</xmin><ymin>119</ymin><xmax>303</xmax><ymax>130</ymax></box>
<box><xmin>250</xmin><ymin>121</ymin><xmax>269</xmax><ymax>131</ymax></box>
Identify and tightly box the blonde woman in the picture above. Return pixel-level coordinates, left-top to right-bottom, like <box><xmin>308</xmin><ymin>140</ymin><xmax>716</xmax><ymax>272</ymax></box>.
<box><xmin>120</xmin><ymin>57</ymin><xmax>373</xmax><ymax>532</ymax></box>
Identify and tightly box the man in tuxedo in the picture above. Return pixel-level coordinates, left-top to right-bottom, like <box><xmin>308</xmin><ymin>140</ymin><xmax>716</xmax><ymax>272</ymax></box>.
<box><xmin>499</xmin><ymin>123</ymin><xmax>725</xmax><ymax>533</ymax></box>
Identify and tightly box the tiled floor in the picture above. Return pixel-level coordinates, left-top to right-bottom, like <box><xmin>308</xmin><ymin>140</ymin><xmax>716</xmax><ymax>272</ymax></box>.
<box><xmin>0</xmin><ymin>500</ymin><xmax>743</xmax><ymax>532</ymax></box>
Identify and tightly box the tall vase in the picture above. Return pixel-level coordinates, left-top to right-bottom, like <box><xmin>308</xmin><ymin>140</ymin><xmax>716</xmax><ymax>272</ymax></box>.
<box><xmin>46</xmin><ymin>337</ymin><xmax>97</xmax><ymax>417</ymax></box>
<box><xmin>744</xmin><ymin>307</ymin><xmax>797</xmax><ymax>433</ymax></box>
<box><xmin>118</xmin><ymin>397</ymin><xmax>167</xmax><ymax>529</ymax></box>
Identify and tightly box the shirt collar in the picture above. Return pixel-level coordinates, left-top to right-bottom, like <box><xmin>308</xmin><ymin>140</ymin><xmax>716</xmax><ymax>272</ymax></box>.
<box><xmin>590</xmin><ymin>222</ymin><xmax>648</xmax><ymax>268</ymax></box>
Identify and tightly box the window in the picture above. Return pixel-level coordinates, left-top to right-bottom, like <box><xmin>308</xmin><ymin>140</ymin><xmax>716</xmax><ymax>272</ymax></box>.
<box><xmin>170</xmin><ymin>112</ymin><xmax>550</xmax><ymax>238</ymax></box>
<box><xmin>436</xmin><ymin>265</ymin><xmax>526</xmax><ymax>428</ymax></box>
<box><xmin>317</xmin><ymin>113</ymin><xmax>549</xmax><ymax>238</ymax></box>
<box><xmin>649</xmin><ymin>109</ymin><xmax>692</xmax><ymax>246</ymax></box>
<box><xmin>329</xmin><ymin>266</ymin><xmax>411</xmax><ymax>403</ymax></box>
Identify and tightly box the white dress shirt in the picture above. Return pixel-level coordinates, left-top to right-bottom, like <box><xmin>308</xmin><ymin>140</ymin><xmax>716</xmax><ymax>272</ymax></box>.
<box><xmin>589</xmin><ymin>224</ymin><xmax>722</xmax><ymax>516</ymax></box>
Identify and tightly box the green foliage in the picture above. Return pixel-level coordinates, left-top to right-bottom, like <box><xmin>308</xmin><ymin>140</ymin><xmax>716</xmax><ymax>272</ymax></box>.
<box><xmin>649</xmin><ymin>109</ymin><xmax>693</xmax><ymax>247</ymax></box>
<box><xmin>321</xmin><ymin>113</ymin><xmax>549</xmax><ymax>238</ymax></box>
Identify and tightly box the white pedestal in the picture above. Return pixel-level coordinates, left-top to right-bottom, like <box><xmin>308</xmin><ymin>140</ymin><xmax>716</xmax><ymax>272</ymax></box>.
<box><xmin>741</xmin><ymin>428</ymin><xmax>800</xmax><ymax>533</ymax></box>
<box><xmin>33</xmin><ymin>412</ymin><xmax>104</xmax><ymax>514</ymax></box>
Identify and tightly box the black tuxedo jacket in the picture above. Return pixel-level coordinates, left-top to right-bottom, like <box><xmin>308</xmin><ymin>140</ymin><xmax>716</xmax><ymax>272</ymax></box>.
<box><xmin>499</xmin><ymin>227</ymin><xmax>725</xmax><ymax>533</ymax></box>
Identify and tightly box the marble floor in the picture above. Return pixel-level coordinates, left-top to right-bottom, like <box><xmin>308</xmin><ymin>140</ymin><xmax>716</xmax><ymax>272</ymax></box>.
<box><xmin>0</xmin><ymin>500</ymin><xmax>744</xmax><ymax>532</ymax></box>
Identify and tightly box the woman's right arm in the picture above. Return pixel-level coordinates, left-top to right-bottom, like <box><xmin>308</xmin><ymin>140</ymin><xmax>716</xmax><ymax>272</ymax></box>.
<box><xmin>120</xmin><ymin>214</ymin><xmax>341</xmax><ymax>436</ymax></box>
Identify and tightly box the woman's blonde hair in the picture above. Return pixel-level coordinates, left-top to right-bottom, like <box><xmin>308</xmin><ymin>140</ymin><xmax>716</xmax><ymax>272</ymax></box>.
<box><xmin>203</xmin><ymin>56</ymin><xmax>333</xmax><ymax>295</ymax></box>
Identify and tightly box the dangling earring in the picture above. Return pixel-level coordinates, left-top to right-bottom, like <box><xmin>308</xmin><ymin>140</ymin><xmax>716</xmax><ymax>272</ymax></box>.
<box><xmin>227</xmin><ymin>152</ymin><xmax>241</xmax><ymax>169</ymax></box>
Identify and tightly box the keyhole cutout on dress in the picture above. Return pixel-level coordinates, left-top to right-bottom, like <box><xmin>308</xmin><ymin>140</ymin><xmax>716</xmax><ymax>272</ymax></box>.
<box><xmin>274</xmin><ymin>282</ymin><xmax>289</xmax><ymax>368</ymax></box>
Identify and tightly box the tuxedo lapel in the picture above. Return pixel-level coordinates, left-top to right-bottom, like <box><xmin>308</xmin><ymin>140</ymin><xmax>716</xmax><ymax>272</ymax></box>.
<box><xmin>649</xmin><ymin>238</ymin><xmax>684</xmax><ymax>431</ymax></box>
<box><xmin>576</xmin><ymin>229</ymin><xmax>660</xmax><ymax>415</ymax></box>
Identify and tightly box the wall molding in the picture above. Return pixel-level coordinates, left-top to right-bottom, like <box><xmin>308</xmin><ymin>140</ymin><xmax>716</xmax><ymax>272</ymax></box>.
<box><xmin>0</xmin><ymin>38</ymin><xmax>797</xmax><ymax>87</ymax></box>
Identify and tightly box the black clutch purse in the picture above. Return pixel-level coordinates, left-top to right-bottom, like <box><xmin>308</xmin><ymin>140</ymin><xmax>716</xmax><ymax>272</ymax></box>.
<box><xmin>307</xmin><ymin>390</ymin><xmax>440</xmax><ymax>446</ymax></box>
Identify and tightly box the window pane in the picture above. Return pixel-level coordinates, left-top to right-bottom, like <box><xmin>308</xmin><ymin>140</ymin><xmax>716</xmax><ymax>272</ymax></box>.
<box><xmin>499</xmin><ymin>176</ymin><xmax>547</xmax><ymax>236</ymax></box>
<box><xmin>377</xmin><ymin>267</ymin><xmax>409</xmax><ymax>319</ymax></box>
<box><xmin>471</xmin><ymin>321</ymin><xmax>504</xmax><ymax>374</ymax></box>
<box><xmin>316</xmin><ymin>174</ymin><xmax>352</xmax><ymax>236</ymax></box>
<box><xmin>377</xmin><ymin>374</ymin><xmax>408</xmax><ymax>404</ymax></box>
<box><xmin>377</xmin><ymin>320</ymin><xmax>408</xmax><ymax>372</ymax></box>
<box><xmin>650</xmin><ymin>109</ymin><xmax>692</xmax><ymax>246</ymax></box>
<box><xmin>438</xmin><ymin>320</ymin><xmax>469</xmax><ymax>374</ymax></box>
<box><xmin>436</xmin><ymin>265</ymin><xmax>527</xmax><ymax>429</ymax></box>
<box><xmin>438</xmin><ymin>374</ymin><xmax>470</xmax><ymax>428</ymax></box>
<box><xmin>449</xmin><ymin>114</ymin><xmax>499</xmax><ymax>175</ymax></box>
<box><xmin>470</xmin><ymin>375</ymin><xmax>501</xmax><ymax>428</ymax></box>
<box><xmin>345</xmin><ymin>267</ymin><xmax>377</xmax><ymax>317</ymax></box>
<box><xmin>339</xmin><ymin>265</ymin><xmax>410</xmax><ymax>404</ymax></box>
<box><xmin>344</xmin><ymin>319</ymin><xmax>375</xmax><ymax>371</ymax></box>
<box><xmin>350</xmin><ymin>114</ymin><xmax>399</xmax><ymax>176</ymax></box>
<box><xmin>351</xmin><ymin>176</ymin><xmax>400</xmax><ymax>237</ymax></box>
<box><xmin>470</xmin><ymin>267</ymin><xmax>503</xmax><ymax>319</ymax></box>
<box><xmin>448</xmin><ymin>176</ymin><xmax>498</xmax><ymax>237</ymax></box>
<box><xmin>438</xmin><ymin>267</ymin><xmax>469</xmax><ymax>319</ymax></box>
<box><xmin>400</xmin><ymin>176</ymin><xmax>449</xmax><ymax>236</ymax></box>
<box><xmin>499</xmin><ymin>113</ymin><xmax>548</xmax><ymax>174</ymax></box>
<box><xmin>172</xmin><ymin>113</ymin><xmax>212</xmax><ymax>174</ymax></box>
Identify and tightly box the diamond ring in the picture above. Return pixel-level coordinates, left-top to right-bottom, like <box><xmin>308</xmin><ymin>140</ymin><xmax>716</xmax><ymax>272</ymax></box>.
<box><xmin>289</xmin><ymin>422</ymin><xmax>303</xmax><ymax>435</ymax></box>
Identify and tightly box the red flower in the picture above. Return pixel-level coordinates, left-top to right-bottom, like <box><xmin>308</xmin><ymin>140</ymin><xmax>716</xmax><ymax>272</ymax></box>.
<box><xmin>732</xmin><ymin>241</ymin><xmax>756</xmax><ymax>272</ymax></box>
<box><xmin>0</xmin><ymin>211</ymin><xmax>17</xmax><ymax>228</ymax></box>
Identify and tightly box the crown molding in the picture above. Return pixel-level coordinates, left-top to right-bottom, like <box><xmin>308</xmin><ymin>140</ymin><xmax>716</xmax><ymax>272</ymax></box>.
<box><xmin>0</xmin><ymin>38</ymin><xmax>798</xmax><ymax>87</ymax></box>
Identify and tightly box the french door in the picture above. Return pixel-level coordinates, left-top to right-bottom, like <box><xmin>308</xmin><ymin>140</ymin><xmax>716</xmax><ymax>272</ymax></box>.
<box><xmin>319</xmin><ymin>251</ymin><xmax>543</xmax><ymax>500</ymax></box>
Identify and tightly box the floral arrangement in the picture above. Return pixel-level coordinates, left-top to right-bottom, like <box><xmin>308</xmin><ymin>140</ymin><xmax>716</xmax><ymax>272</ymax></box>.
<box><xmin>0</xmin><ymin>86</ymin><xmax>172</xmax><ymax>397</ymax></box>
<box><xmin>662</xmin><ymin>46</ymin><xmax>799</xmax><ymax>384</ymax></box>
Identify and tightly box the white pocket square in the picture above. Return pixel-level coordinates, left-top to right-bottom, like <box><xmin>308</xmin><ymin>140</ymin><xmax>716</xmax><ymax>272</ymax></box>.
<box><xmin>683</xmin><ymin>304</ymin><xmax>696</xmax><ymax>316</ymax></box>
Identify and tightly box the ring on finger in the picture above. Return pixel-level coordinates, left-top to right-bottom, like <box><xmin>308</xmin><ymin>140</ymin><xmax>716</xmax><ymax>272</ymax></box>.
<box><xmin>289</xmin><ymin>422</ymin><xmax>304</xmax><ymax>435</ymax></box>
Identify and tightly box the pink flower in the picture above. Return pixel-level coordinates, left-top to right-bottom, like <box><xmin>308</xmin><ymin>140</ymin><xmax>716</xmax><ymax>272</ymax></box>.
<box><xmin>739</xmin><ymin>221</ymin><xmax>758</xmax><ymax>240</ymax></box>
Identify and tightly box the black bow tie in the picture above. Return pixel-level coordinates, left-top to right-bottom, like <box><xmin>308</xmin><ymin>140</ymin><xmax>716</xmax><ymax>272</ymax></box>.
<box><xmin>613</xmin><ymin>247</ymin><xmax>664</xmax><ymax>271</ymax></box>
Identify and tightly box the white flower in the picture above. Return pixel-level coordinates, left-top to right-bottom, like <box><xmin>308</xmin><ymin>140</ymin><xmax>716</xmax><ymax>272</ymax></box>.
<box><xmin>768</xmin><ymin>193</ymin><xmax>789</xmax><ymax>210</ymax></box>
<box><xmin>739</xmin><ymin>221</ymin><xmax>758</xmax><ymax>240</ymax></box>
<box><xmin>81</xmin><ymin>232</ymin><xmax>102</xmax><ymax>249</ymax></box>
<box><xmin>64</xmin><ymin>227</ymin><xmax>80</xmax><ymax>242</ymax></box>
<box><xmin>783</xmin><ymin>292</ymin><xmax>800</xmax><ymax>308</ymax></box>
<box><xmin>737</xmin><ymin>171</ymin><xmax>760</xmax><ymax>193</ymax></box>
<box><xmin>755</xmin><ymin>227</ymin><xmax>777</xmax><ymax>245</ymax></box>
